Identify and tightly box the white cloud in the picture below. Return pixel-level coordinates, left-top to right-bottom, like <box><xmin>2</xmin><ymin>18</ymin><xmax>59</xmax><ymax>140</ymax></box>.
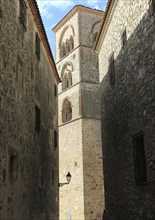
<box><xmin>37</xmin><ymin>0</ymin><xmax>74</xmax><ymax>17</ymax></box>
<box><xmin>85</xmin><ymin>0</ymin><xmax>107</xmax><ymax>10</ymax></box>
<box><xmin>36</xmin><ymin>0</ymin><xmax>107</xmax><ymax>18</ymax></box>
<box><xmin>85</xmin><ymin>0</ymin><xmax>98</xmax><ymax>5</ymax></box>
<box><xmin>93</xmin><ymin>5</ymin><xmax>102</xmax><ymax>10</ymax></box>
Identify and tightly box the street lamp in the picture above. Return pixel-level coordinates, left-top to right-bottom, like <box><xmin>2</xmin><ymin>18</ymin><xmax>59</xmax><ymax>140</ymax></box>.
<box><xmin>59</xmin><ymin>172</ymin><xmax>72</xmax><ymax>187</ymax></box>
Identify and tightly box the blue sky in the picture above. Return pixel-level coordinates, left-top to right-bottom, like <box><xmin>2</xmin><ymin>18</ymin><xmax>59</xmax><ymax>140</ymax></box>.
<box><xmin>36</xmin><ymin>0</ymin><xmax>108</xmax><ymax>58</ymax></box>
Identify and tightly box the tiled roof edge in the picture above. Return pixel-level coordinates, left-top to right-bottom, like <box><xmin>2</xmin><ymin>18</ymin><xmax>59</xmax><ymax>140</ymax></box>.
<box><xmin>93</xmin><ymin>0</ymin><xmax>115</xmax><ymax>52</ymax></box>
<box><xmin>28</xmin><ymin>0</ymin><xmax>60</xmax><ymax>83</ymax></box>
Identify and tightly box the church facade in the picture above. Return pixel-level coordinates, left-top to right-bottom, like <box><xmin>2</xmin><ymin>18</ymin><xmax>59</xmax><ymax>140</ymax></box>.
<box><xmin>53</xmin><ymin>5</ymin><xmax>104</xmax><ymax>220</ymax></box>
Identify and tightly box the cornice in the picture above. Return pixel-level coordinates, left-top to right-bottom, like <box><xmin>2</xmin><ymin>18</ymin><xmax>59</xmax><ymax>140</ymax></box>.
<box><xmin>94</xmin><ymin>0</ymin><xmax>118</xmax><ymax>53</ymax></box>
<box><xmin>27</xmin><ymin>0</ymin><xmax>60</xmax><ymax>83</ymax></box>
<box><xmin>52</xmin><ymin>5</ymin><xmax>103</xmax><ymax>33</ymax></box>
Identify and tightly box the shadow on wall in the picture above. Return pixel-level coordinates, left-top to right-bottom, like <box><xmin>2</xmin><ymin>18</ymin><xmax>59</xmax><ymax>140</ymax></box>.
<box><xmin>100</xmin><ymin>3</ymin><xmax>155</xmax><ymax>220</ymax></box>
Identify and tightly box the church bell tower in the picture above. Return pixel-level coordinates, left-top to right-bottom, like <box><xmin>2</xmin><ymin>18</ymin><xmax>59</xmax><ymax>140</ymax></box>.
<box><xmin>53</xmin><ymin>5</ymin><xmax>104</xmax><ymax>220</ymax></box>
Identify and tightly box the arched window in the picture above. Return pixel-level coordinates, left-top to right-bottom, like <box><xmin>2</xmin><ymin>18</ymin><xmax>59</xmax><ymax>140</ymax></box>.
<box><xmin>62</xmin><ymin>74</ymin><xmax>68</xmax><ymax>90</ymax></box>
<box><xmin>94</xmin><ymin>32</ymin><xmax>98</xmax><ymax>42</ymax></box>
<box><xmin>68</xmin><ymin>72</ymin><xmax>72</xmax><ymax>87</ymax></box>
<box><xmin>66</xmin><ymin>39</ymin><xmax>70</xmax><ymax>53</ymax></box>
<box><xmin>62</xmin><ymin>63</ymin><xmax>73</xmax><ymax>90</ymax></box>
<box><xmin>70</xmin><ymin>36</ymin><xmax>74</xmax><ymax>50</ymax></box>
<box><xmin>60</xmin><ymin>46</ymin><xmax>63</xmax><ymax>59</ymax></box>
<box><xmin>62</xmin><ymin>99</ymin><xmax>72</xmax><ymax>123</ymax></box>
<box><xmin>62</xmin><ymin>43</ymin><xmax>66</xmax><ymax>57</ymax></box>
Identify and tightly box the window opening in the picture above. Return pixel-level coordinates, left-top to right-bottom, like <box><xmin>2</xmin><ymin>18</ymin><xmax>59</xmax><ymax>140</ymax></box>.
<box><xmin>19</xmin><ymin>0</ymin><xmax>27</xmax><ymax>29</ymax></box>
<box><xmin>54</xmin><ymin>130</ymin><xmax>58</xmax><ymax>148</ymax></box>
<box><xmin>35</xmin><ymin>32</ymin><xmax>40</xmax><ymax>60</ymax></box>
<box><xmin>62</xmin><ymin>100</ymin><xmax>72</xmax><ymax>123</ymax></box>
<box><xmin>122</xmin><ymin>28</ymin><xmax>127</xmax><ymax>48</ymax></box>
<box><xmin>133</xmin><ymin>133</ymin><xmax>147</xmax><ymax>185</ymax></box>
<box><xmin>62</xmin><ymin>44</ymin><xmax>66</xmax><ymax>57</ymax></box>
<box><xmin>52</xmin><ymin>168</ymin><xmax>54</xmax><ymax>186</ymax></box>
<box><xmin>10</xmin><ymin>154</ymin><xmax>18</xmax><ymax>181</ymax></box>
<box><xmin>152</xmin><ymin>0</ymin><xmax>155</xmax><ymax>13</ymax></box>
<box><xmin>70</xmin><ymin>36</ymin><xmax>74</xmax><ymax>50</ymax></box>
<box><xmin>109</xmin><ymin>53</ymin><xmax>115</xmax><ymax>87</ymax></box>
<box><xmin>54</xmin><ymin>84</ymin><xmax>57</xmax><ymax>97</ymax></box>
<box><xmin>35</xmin><ymin>105</ymin><xmax>41</xmax><ymax>132</ymax></box>
<box><xmin>62</xmin><ymin>64</ymin><xmax>73</xmax><ymax>90</ymax></box>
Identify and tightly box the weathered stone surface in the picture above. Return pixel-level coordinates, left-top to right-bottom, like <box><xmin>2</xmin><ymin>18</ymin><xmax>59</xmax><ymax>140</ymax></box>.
<box><xmin>0</xmin><ymin>0</ymin><xmax>59</xmax><ymax>220</ymax></box>
<box><xmin>54</xmin><ymin>5</ymin><xmax>104</xmax><ymax>220</ymax></box>
<box><xmin>98</xmin><ymin>0</ymin><xmax>155</xmax><ymax>219</ymax></box>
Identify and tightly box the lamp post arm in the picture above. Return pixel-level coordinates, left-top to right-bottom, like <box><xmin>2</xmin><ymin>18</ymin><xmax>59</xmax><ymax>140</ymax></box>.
<box><xmin>59</xmin><ymin>182</ymin><xmax>69</xmax><ymax>187</ymax></box>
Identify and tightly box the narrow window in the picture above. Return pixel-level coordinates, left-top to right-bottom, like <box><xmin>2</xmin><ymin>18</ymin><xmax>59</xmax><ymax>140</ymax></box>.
<box><xmin>70</xmin><ymin>36</ymin><xmax>74</xmax><ymax>50</ymax></box>
<box><xmin>66</xmin><ymin>78</ymin><xmax>69</xmax><ymax>89</ymax></box>
<box><xmin>66</xmin><ymin>108</ymin><xmax>72</xmax><ymax>121</ymax></box>
<box><xmin>16</xmin><ymin>55</ymin><xmax>24</xmax><ymax>100</ymax></box>
<box><xmin>133</xmin><ymin>133</ymin><xmax>147</xmax><ymax>185</ymax></box>
<box><xmin>62</xmin><ymin>73</ymin><xmax>72</xmax><ymax>90</ymax></box>
<box><xmin>68</xmin><ymin>73</ymin><xmax>72</xmax><ymax>87</ymax></box>
<box><xmin>62</xmin><ymin>75</ymin><xmax>68</xmax><ymax>90</ymax></box>
<box><xmin>54</xmin><ymin>84</ymin><xmax>57</xmax><ymax>97</ymax></box>
<box><xmin>35</xmin><ymin>32</ymin><xmax>40</xmax><ymax>60</ymax></box>
<box><xmin>122</xmin><ymin>28</ymin><xmax>127</xmax><ymax>48</ymax></box>
<box><xmin>39</xmin><ymin>166</ymin><xmax>44</xmax><ymax>187</ymax></box>
<box><xmin>10</xmin><ymin>154</ymin><xmax>18</xmax><ymax>181</ymax></box>
<box><xmin>62</xmin><ymin>44</ymin><xmax>66</xmax><ymax>57</ymax></box>
<box><xmin>54</xmin><ymin>130</ymin><xmax>58</xmax><ymax>148</ymax></box>
<box><xmin>152</xmin><ymin>0</ymin><xmax>155</xmax><ymax>13</ymax></box>
<box><xmin>3</xmin><ymin>169</ymin><xmax>6</xmax><ymax>182</ymax></box>
<box><xmin>19</xmin><ymin>0</ymin><xmax>27</xmax><ymax>29</ymax></box>
<box><xmin>0</xmin><ymin>7</ymin><xmax>3</xmax><ymax>18</ymax></box>
<box><xmin>48</xmin><ymin>92</ymin><xmax>50</xmax><ymax>103</ymax></box>
<box><xmin>62</xmin><ymin>99</ymin><xmax>72</xmax><ymax>123</ymax></box>
<box><xmin>94</xmin><ymin>32</ymin><xmax>98</xmax><ymax>42</ymax></box>
<box><xmin>66</xmin><ymin>40</ymin><xmax>70</xmax><ymax>53</ymax></box>
<box><xmin>52</xmin><ymin>168</ymin><xmax>54</xmax><ymax>186</ymax></box>
<box><xmin>109</xmin><ymin>53</ymin><xmax>115</xmax><ymax>87</ymax></box>
<box><xmin>35</xmin><ymin>105</ymin><xmax>41</xmax><ymax>132</ymax></box>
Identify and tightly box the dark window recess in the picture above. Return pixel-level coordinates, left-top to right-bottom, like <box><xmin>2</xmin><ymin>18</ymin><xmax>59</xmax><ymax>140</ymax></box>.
<box><xmin>152</xmin><ymin>0</ymin><xmax>155</xmax><ymax>13</ymax></box>
<box><xmin>122</xmin><ymin>28</ymin><xmax>127</xmax><ymax>48</ymax></box>
<box><xmin>48</xmin><ymin>92</ymin><xmax>50</xmax><ymax>103</ymax></box>
<box><xmin>19</xmin><ymin>0</ymin><xmax>27</xmax><ymax>29</ymax></box>
<box><xmin>52</xmin><ymin>168</ymin><xmax>54</xmax><ymax>186</ymax></box>
<box><xmin>0</xmin><ymin>7</ymin><xmax>3</xmax><ymax>18</ymax></box>
<box><xmin>35</xmin><ymin>32</ymin><xmax>41</xmax><ymax>60</ymax></box>
<box><xmin>54</xmin><ymin>84</ymin><xmax>57</xmax><ymax>97</ymax></box>
<box><xmin>3</xmin><ymin>169</ymin><xmax>6</xmax><ymax>182</ymax></box>
<box><xmin>133</xmin><ymin>133</ymin><xmax>147</xmax><ymax>185</ymax></box>
<box><xmin>109</xmin><ymin>53</ymin><xmax>115</xmax><ymax>87</ymax></box>
<box><xmin>40</xmin><ymin>166</ymin><xmax>44</xmax><ymax>187</ymax></box>
<box><xmin>10</xmin><ymin>154</ymin><xmax>18</xmax><ymax>181</ymax></box>
<box><xmin>66</xmin><ymin>110</ymin><xmax>72</xmax><ymax>122</ymax></box>
<box><xmin>54</xmin><ymin>130</ymin><xmax>58</xmax><ymax>148</ymax></box>
<box><xmin>94</xmin><ymin>32</ymin><xmax>98</xmax><ymax>41</ymax></box>
<box><xmin>35</xmin><ymin>106</ymin><xmax>41</xmax><ymax>132</ymax></box>
<box><xmin>62</xmin><ymin>99</ymin><xmax>72</xmax><ymax>123</ymax></box>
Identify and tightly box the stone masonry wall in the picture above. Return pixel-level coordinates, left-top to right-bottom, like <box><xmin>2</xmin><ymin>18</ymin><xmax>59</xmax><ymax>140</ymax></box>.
<box><xmin>59</xmin><ymin>120</ymin><xmax>85</xmax><ymax>220</ymax></box>
<box><xmin>0</xmin><ymin>1</ymin><xmax>59</xmax><ymax>220</ymax></box>
<box><xmin>56</xmin><ymin>10</ymin><xmax>85</xmax><ymax>220</ymax></box>
<box><xmin>98</xmin><ymin>0</ymin><xmax>155</xmax><ymax>219</ymax></box>
<box><xmin>82</xmin><ymin>119</ymin><xmax>104</xmax><ymax>220</ymax></box>
<box><xmin>55</xmin><ymin>6</ymin><xmax>104</xmax><ymax>220</ymax></box>
<box><xmin>79</xmin><ymin>10</ymin><xmax>104</xmax><ymax>220</ymax></box>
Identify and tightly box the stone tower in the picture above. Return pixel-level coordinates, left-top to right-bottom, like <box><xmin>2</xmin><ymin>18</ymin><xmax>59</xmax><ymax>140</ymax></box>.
<box><xmin>53</xmin><ymin>5</ymin><xmax>104</xmax><ymax>220</ymax></box>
